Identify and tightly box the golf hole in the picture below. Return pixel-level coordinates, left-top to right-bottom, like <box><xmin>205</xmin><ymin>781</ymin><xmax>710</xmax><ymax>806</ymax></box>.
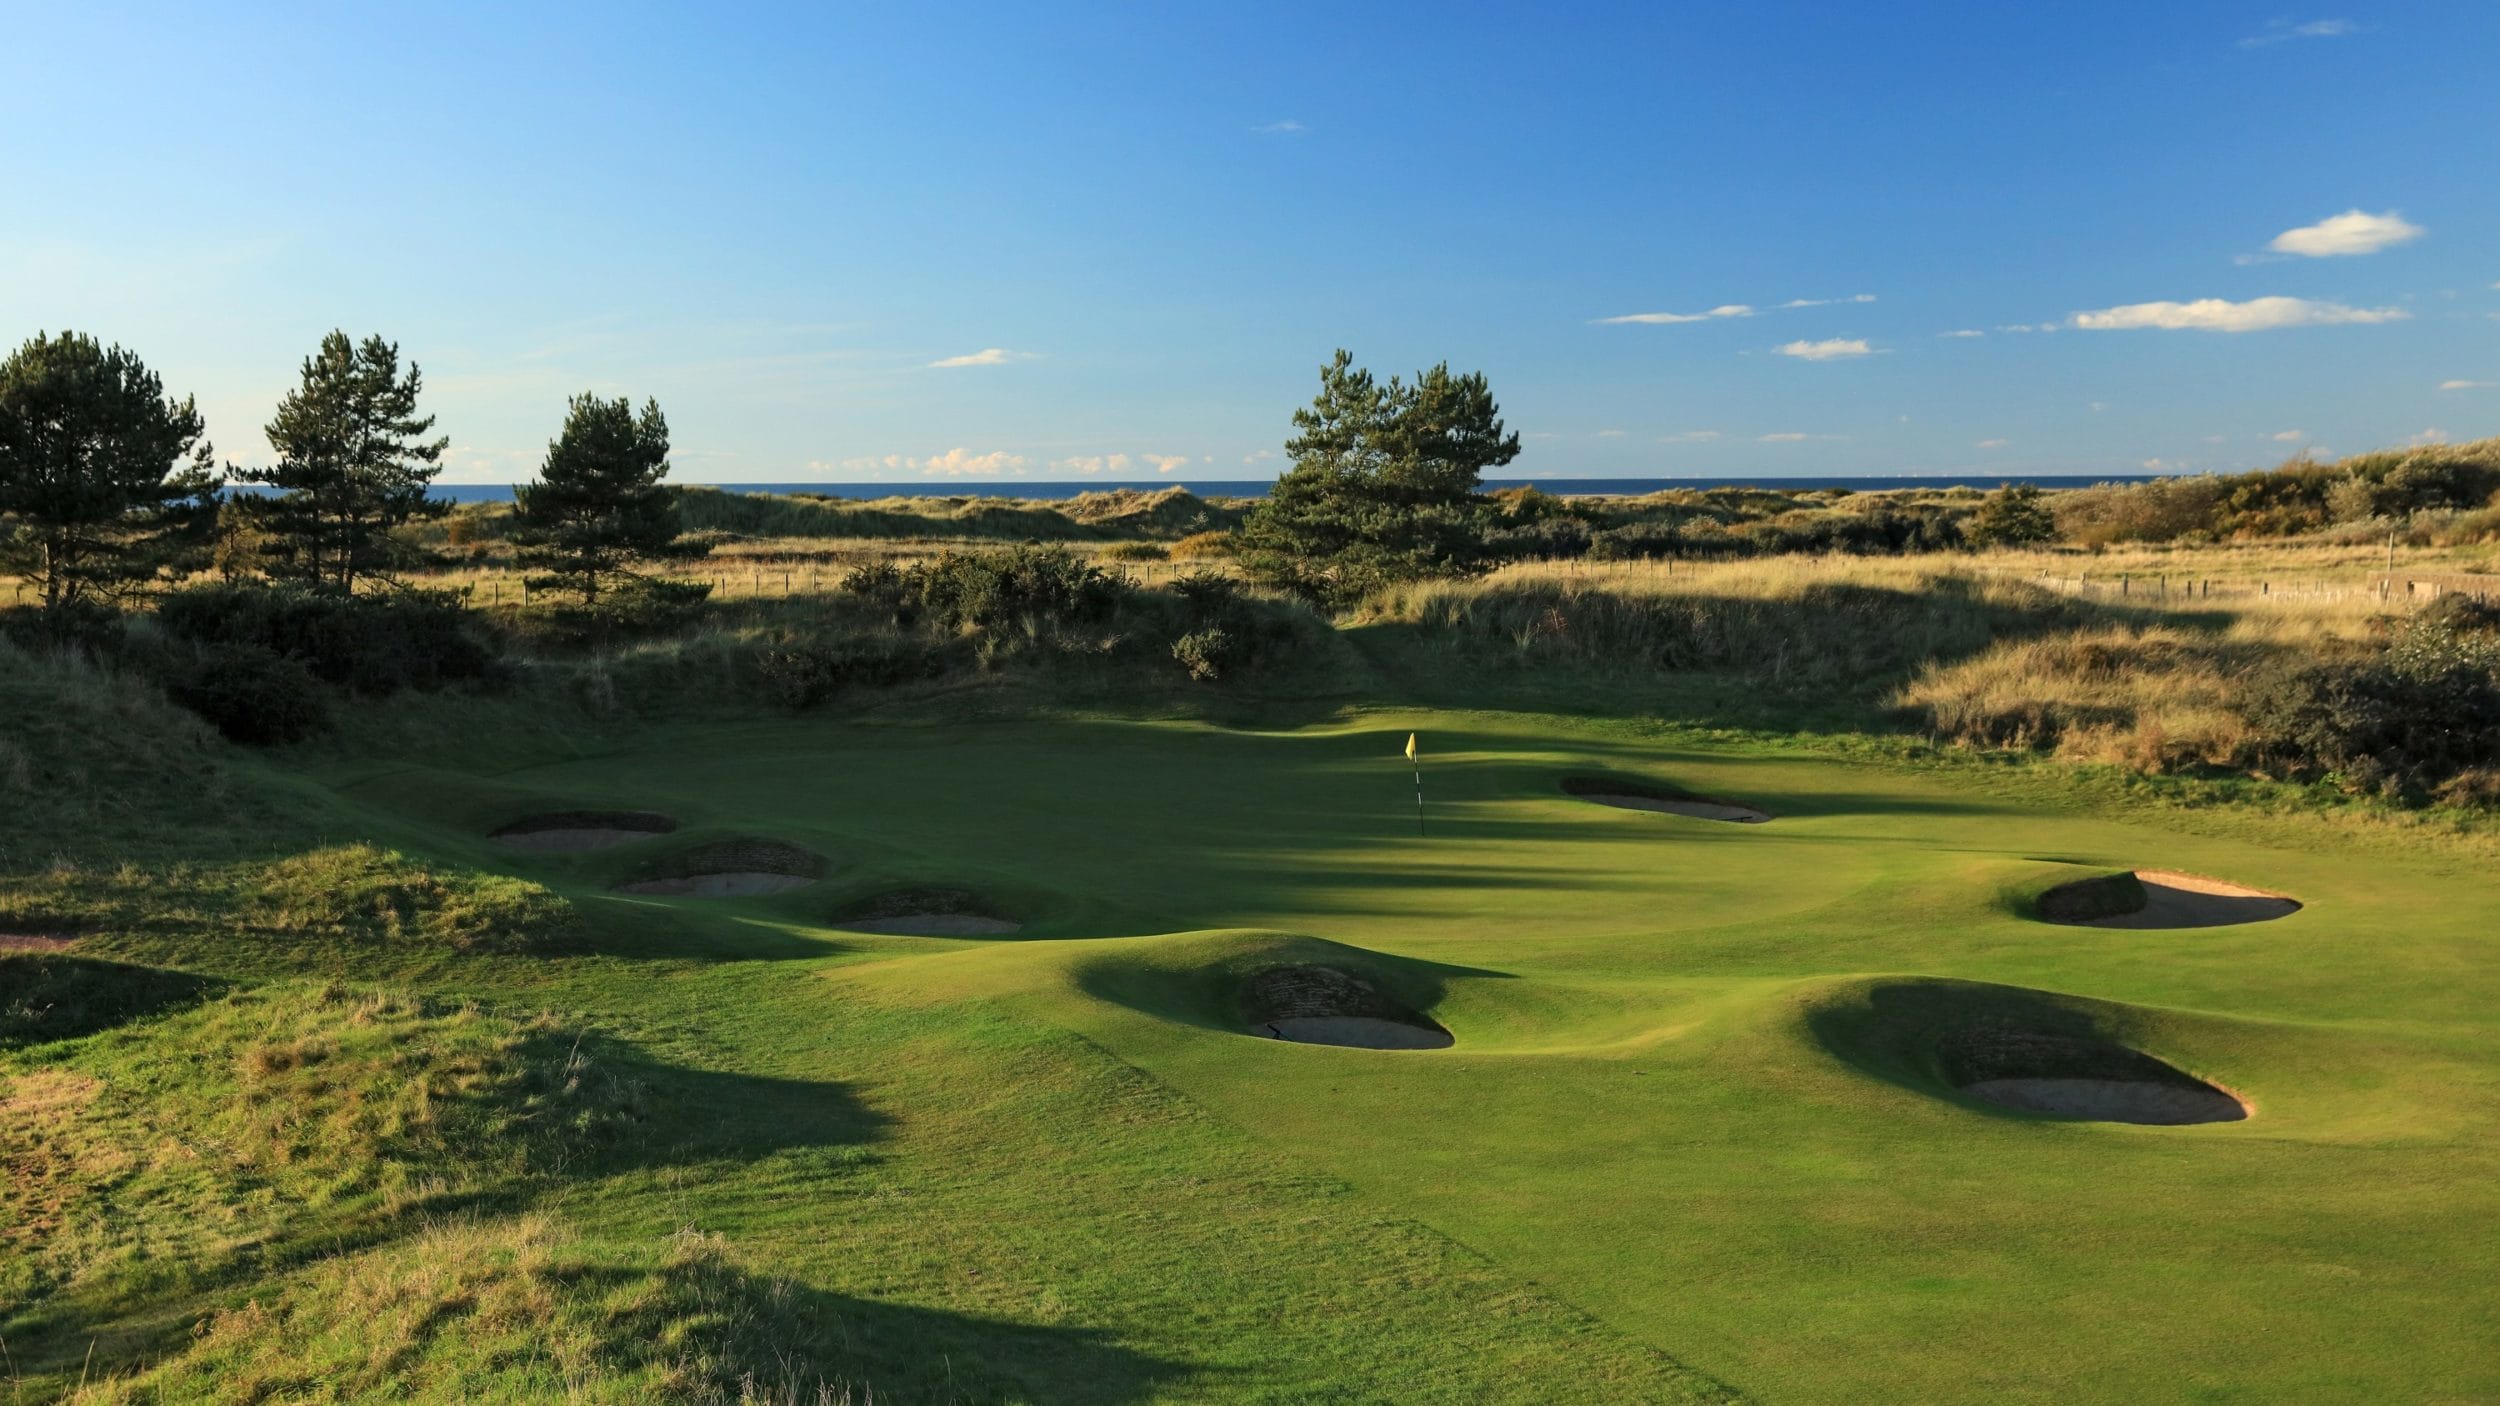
<box><xmin>1561</xmin><ymin>775</ymin><xmax>1769</xmax><ymax>824</ymax></box>
<box><xmin>831</xmin><ymin>888</ymin><xmax>1023</xmax><ymax>936</ymax></box>
<box><xmin>2038</xmin><ymin>869</ymin><xmax>2300</xmax><ymax>929</ymax></box>
<box><xmin>1241</xmin><ymin>965</ymin><xmax>1454</xmax><ymax>1050</ymax></box>
<box><xmin>491</xmin><ymin>810</ymin><xmax>677</xmax><ymax>852</ymax></box>
<box><xmin>614</xmin><ymin>839</ymin><xmax>824</xmax><ymax>897</ymax></box>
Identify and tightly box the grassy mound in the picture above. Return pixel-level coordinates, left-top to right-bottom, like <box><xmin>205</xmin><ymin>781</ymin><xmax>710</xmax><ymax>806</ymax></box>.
<box><xmin>2</xmin><ymin>984</ymin><xmax>643</xmax><ymax>1358</ymax></box>
<box><xmin>1240</xmin><ymin>964</ymin><xmax>1454</xmax><ymax>1049</ymax></box>
<box><xmin>65</xmin><ymin>1217</ymin><xmax>881</xmax><ymax>1405</ymax></box>
<box><xmin>2034</xmin><ymin>870</ymin><xmax>2151</xmax><ymax>923</ymax></box>
<box><xmin>1075</xmin><ymin>932</ymin><xmax>1467</xmax><ymax>1046</ymax></box>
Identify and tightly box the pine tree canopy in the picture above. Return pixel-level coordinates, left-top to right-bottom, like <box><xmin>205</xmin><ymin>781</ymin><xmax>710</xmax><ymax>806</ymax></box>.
<box><xmin>511</xmin><ymin>393</ymin><xmax>695</xmax><ymax>603</ymax></box>
<box><xmin>0</xmin><ymin>330</ymin><xmax>223</xmax><ymax>610</ymax></box>
<box><xmin>236</xmin><ymin>330</ymin><xmax>447</xmax><ymax>592</ymax></box>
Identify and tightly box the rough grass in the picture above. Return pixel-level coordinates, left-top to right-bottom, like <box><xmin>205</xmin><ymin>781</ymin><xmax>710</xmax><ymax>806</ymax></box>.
<box><xmin>2</xmin><ymin>984</ymin><xmax>641</xmax><ymax>1369</ymax></box>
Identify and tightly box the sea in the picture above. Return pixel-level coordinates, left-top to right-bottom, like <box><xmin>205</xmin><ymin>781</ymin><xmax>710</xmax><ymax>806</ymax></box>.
<box><xmin>425</xmin><ymin>473</ymin><xmax>2165</xmax><ymax>505</ymax></box>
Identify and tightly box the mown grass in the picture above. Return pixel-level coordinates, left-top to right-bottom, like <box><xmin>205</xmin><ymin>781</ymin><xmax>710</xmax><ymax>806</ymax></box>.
<box><xmin>6</xmin><ymin>544</ymin><xmax>2500</xmax><ymax>1402</ymax></box>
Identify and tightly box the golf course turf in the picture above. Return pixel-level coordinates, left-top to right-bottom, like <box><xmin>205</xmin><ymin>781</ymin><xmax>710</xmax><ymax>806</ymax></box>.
<box><xmin>11</xmin><ymin>707</ymin><xmax>2498</xmax><ymax>1402</ymax></box>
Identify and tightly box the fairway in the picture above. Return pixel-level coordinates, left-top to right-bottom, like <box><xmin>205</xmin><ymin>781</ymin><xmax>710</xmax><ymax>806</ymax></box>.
<box><xmin>329</xmin><ymin>711</ymin><xmax>2500</xmax><ymax>1404</ymax></box>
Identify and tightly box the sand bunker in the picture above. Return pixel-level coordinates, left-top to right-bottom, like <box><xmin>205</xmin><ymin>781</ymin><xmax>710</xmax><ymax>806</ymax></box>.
<box><xmin>2039</xmin><ymin>869</ymin><xmax>2300</xmax><ymax>929</ymax></box>
<box><xmin>831</xmin><ymin>888</ymin><xmax>1022</xmax><ymax>936</ymax></box>
<box><xmin>1945</xmin><ymin>1027</ymin><xmax>2246</xmax><ymax>1126</ymax></box>
<box><xmin>492</xmin><ymin>810</ymin><xmax>676</xmax><ymax>853</ymax></box>
<box><xmin>1240</xmin><ymin>965</ymin><xmax>1453</xmax><ymax>1050</ymax></box>
<box><xmin>1560</xmin><ymin>776</ymin><xmax>1769</xmax><ymax>824</ymax></box>
<box><xmin>615</xmin><ymin>839</ymin><xmax>823</xmax><ymax>897</ymax></box>
<box><xmin>1962</xmin><ymin>1077</ymin><xmax>2249</xmax><ymax>1125</ymax></box>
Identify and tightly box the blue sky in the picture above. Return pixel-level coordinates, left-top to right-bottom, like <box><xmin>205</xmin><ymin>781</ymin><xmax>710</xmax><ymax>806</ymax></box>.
<box><xmin>3</xmin><ymin>3</ymin><xmax>2494</xmax><ymax>484</ymax></box>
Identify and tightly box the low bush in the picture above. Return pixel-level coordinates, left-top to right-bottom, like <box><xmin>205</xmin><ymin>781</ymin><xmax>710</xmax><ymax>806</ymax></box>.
<box><xmin>245</xmin><ymin>843</ymin><xmax>582</xmax><ymax>954</ymax></box>
<box><xmin>1169</xmin><ymin>530</ymin><xmax>1237</xmax><ymax>561</ymax></box>
<box><xmin>158</xmin><ymin>582</ymin><xmax>498</xmax><ymax>695</ymax></box>
<box><xmin>164</xmin><ymin>640</ymin><xmax>330</xmax><ymax>745</ymax></box>
<box><xmin>1101</xmin><ymin>541</ymin><xmax>1170</xmax><ymax>562</ymax></box>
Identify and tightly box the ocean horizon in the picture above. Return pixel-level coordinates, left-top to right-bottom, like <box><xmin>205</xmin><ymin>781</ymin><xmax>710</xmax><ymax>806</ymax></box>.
<box><xmin>422</xmin><ymin>472</ymin><xmax>2170</xmax><ymax>505</ymax></box>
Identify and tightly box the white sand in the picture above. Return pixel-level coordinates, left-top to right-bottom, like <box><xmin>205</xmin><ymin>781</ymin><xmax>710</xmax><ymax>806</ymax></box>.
<box><xmin>2085</xmin><ymin>870</ymin><xmax>2301</xmax><ymax>929</ymax></box>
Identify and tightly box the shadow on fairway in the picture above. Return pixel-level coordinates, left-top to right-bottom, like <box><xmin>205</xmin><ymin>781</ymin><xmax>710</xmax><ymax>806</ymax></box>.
<box><xmin>1073</xmin><ymin>931</ymin><xmax>1508</xmax><ymax>1043</ymax></box>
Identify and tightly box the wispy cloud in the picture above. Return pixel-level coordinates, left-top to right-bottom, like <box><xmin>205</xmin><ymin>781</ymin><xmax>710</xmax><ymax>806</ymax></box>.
<box><xmin>1143</xmin><ymin>454</ymin><xmax>1191</xmax><ymax>475</ymax></box>
<box><xmin>2439</xmin><ymin>379</ymin><xmax>2495</xmax><ymax>391</ymax></box>
<box><xmin>2264</xmin><ymin>209</ymin><xmax>2424</xmax><ymax>258</ymax></box>
<box><xmin>2270</xmin><ymin>429</ymin><xmax>2306</xmax><ymax>441</ymax></box>
<box><xmin>1975</xmin><ymin>438</ymin><xmax>2009</xmax><ymax>449</ymax></box>
<box><xmin>2406</xmin><ymin>427</ymin><xmax>2451</xmax><ymax>446</ymax></box>
<box><xmin>1053</xmin><ymin>454</ymin><xmax>1131</xmax><ymax>475</ymax></box>
<box><xmin>2071</xmin><ymin>296</ymin><xmax>2407</xmax><ymax>332</ymax></box>
<box><xmin>2239</xmin><ymin>17</ymin><xmax>2361</xmax><ymax>47</ymax></box>
<box><xmin>1596</xmin><ymin>303</ymin><xmax>1754</xmax><ymax>325</ymax></box>
<box><xmin>836</xmin><ymin>447</ymin><xmax>1030</xmax><ymax>476</ymax></box>
<box><xmin>1775</xmin><ymin>337</ymin><xmax>1874</xmax><ymax>360</ymax></box>
<box><xmin>1250</xmin><ymin>119</ymin><xmax>1307</xmax><ymax>135</ymax></box>
<box><xmin>1595</xmin><ymin>293</ymin><xmax>1870</xmax><ymax>325</ymax></box>
<box><xmin>1938</xmin><ymin>329</ymin><xmax>1986</xmax><ymax>338</ymax></box>
<box><xmin>927</xmin><ymin>347</ymin><xmax>1035</xmax><ymax>368</ymax></box>
<box><xmin>1659</xmin><ymin>430</ymin><xmax>1722</xmax><ymax>443</ymax></box>
<box><xmin>1758</xmin><ymin>432</ymin><xmax>1846</xmax><ymax>442</ymax></box>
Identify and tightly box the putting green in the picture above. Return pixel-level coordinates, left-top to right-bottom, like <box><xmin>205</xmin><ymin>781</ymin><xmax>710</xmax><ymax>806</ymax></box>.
<box><xmin>350</xmin><ymin>711</ymin><xmax>2500</xmax><ymax>1404</ymax></box>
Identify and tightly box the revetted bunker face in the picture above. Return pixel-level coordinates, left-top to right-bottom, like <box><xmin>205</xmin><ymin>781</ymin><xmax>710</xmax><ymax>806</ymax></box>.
<box><xmin>614</xmin><ymin>839</ymin><xmax>824</xmax><ymax>897</ymax></box>
<box><xmin>1939</xmin><ymin>1025</ymin><xmax>2248</xmax><ymax>1125</ymax></box>
<box><xmin>2037</xmin><ymin>869</ymin><xmax>2300</xmax><ymax>930</ymax></box>
<box><xmin>491</xmin><ymin>810</ymin><xmax>677</xmax><ymax>853</ymax></box>
<box><xmin>1560</xmin><ymin>776</ymin><xmax>1770</xmax><ymax>824</ymax></box>
<box><xmin>1810</xmin><ymin>980</ymin><xmax>2251</xmax><ymax>1127</ymax></box>
<box><xmin>831</xmin><ymin>888</ymin><xmax>1022</xmax><ymax>936</ymax></box>
<box><xmin>1239</xmin><ymin>965</ymin><xmax>1453</xmax><ymax>1050</ymax></box>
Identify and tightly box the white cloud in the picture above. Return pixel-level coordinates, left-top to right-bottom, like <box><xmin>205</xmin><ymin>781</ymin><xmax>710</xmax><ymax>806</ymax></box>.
<box><xmin>2240</xmin><ymin>17</ymin><xmax>2361</xmax><ymax>47</ymax></box>
<box><xmin>837</xmin><ymin>448</ymin><xmax>1030</xmax><ymax>476</ymax></box>
<box><xmin>1777</xmin><ymin>294</ymin><xmax>1878</xmax><ymax>309</ymax></box>
<box><xmin>1052</xmin><ymin>454</ymin><xmax>1131</xmax><ymax>475</ymax></box>
<box><xmin>2438</xmin><ymin>379</ymin><xmax>2494</xmax><ymax>391</ymax></box>
<box><xmin>1251</xmin><ymin>119</ymin><xmax>1306</xmax><ymax>135</ymax></box>
<box><xmin>1659</xmin><ymin>430</ymin><xmax>1722</xmax><ymax>443</ymax></box>
<box><xmin>2266</xmin><ymin>209</ymin><xmax>2424</xmax><ymax>258</ymax></box>
<box><xmin>927</xmin><ymin>347</ymin><xmax>1035</xmax><ymax>368</ymax></box>
<box><xmin>2406</xmin><ymin>427</ymin><xmax>2451</xmax><ymax>447</ymax></box>
<box><xmin>1975</xmin><ymin>438</ymin><xmax>2009</xmax><ymax>449</ymax></box>
<box><xmin>2271</xmin><ymin>429</ymin><xmax>2306</xmax><ymax>441</ymax></box>
<box><xmin>1596</xmin><ymin>429</ymin><xmax>1627</xmax><ymax>438</ymax></box>
<box><xmin>1143</xmin><ymin>454</ymin><xmax>1190</xmax><ymax>475</ymax></box>
<box><xmin>1243</xmin><ymin>448</ymin><xmax>1278</xmax><ymax>465</ymax></box>
<box><xmin>1757</xmin><ymin>432</ymin><xmax>1845</xmax><ymax>443</ymax></box>
<box><xmin>1596</xmin><ymin>303</ymin><xmax>1754</xmax><ymax>325</ymax></box>
<box><xmin>2071</xmin><ymin>296</ymin><xmax>2407</xmax><ymax>332</ymax></box>
<box><xmin>1939</xmin><ymin>329</ymin><xmax>1985</xmax><ymax>338</ymax></box>
<box><xmin>1775</xmin><ymin>337</ymin><xmax>1874</xmax><ymax>360</ymax></box>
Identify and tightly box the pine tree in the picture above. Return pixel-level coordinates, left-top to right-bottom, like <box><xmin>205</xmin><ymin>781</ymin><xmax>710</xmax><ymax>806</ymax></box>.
<box><xmin>236</xmin><ymin>331</ymin><xmax>447</xmax><ymax>591</ymax></box>
<box><xmin>1968</xmin><ymin>482</ymin><xmax>2057</xmax><ymax>547</ymax></box>
<box><xmin>1238</xmin><ymin>350</ymin><xmax>1520</xmax><ymax>604</ymax></box>
<box><xmin>0</xmin><ymin>331</ymin><xmax>223</xmax><ymax>611</ymax></box>
<box><xmin>510</xmin><ymin>394</ymin><xmax>692</xmax><ymax>603</ymax></box>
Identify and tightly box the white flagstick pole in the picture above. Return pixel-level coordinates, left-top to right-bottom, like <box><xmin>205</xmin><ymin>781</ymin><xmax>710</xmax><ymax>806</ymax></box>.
<box><xmin>1409</xmin><ymin>734</ymin><xmax>1424</xmax><ymax>837</ymax></box>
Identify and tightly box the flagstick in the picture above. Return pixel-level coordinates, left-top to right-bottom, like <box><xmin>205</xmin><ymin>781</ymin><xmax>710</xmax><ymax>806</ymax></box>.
<box><xmin>1414</xmin><ymin>762</ymin><xmax>1425</xmax><ymax>837</ymax></box>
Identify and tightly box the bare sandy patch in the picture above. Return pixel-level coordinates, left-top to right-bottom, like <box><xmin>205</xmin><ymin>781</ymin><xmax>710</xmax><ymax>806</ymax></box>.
<box><xmin>613</xmin><ymin>839</ymin><xmax>822</xmax><ymax>898</ymax></box>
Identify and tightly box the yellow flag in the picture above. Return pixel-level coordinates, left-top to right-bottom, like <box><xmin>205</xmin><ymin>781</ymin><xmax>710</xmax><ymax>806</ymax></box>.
<box><xmin>1404</xmin><ymin>732</ymin><xmax>1418</xmax><ymax>762</ymax></box>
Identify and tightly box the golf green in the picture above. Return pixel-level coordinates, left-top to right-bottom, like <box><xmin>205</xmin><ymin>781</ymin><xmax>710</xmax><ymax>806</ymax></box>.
<box><xmin>344</xmin><ymin>711</ymin><xmax>2500</xmax><ymax>1404</ymax></box>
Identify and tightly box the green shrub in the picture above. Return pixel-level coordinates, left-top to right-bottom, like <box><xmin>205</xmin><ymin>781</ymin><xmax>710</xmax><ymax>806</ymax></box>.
<box><xmin>165</xmin><ymin>640</ymin><xmax>330</xmax><ymax>745</ymax></box>
<box><xmin>1172</xmin><ymin>627</ymin><xmax>1235</xmax><ymax>681</ymax></box>
<box><xmin>158</xmin><ymin>582</ymin><xmax>498</xmax><ymax>695</ymax></box>
<box><xmin>2240</xmin><ymin>609</ymin><xmax>2500</xmax><ymax>798</ymax></box>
